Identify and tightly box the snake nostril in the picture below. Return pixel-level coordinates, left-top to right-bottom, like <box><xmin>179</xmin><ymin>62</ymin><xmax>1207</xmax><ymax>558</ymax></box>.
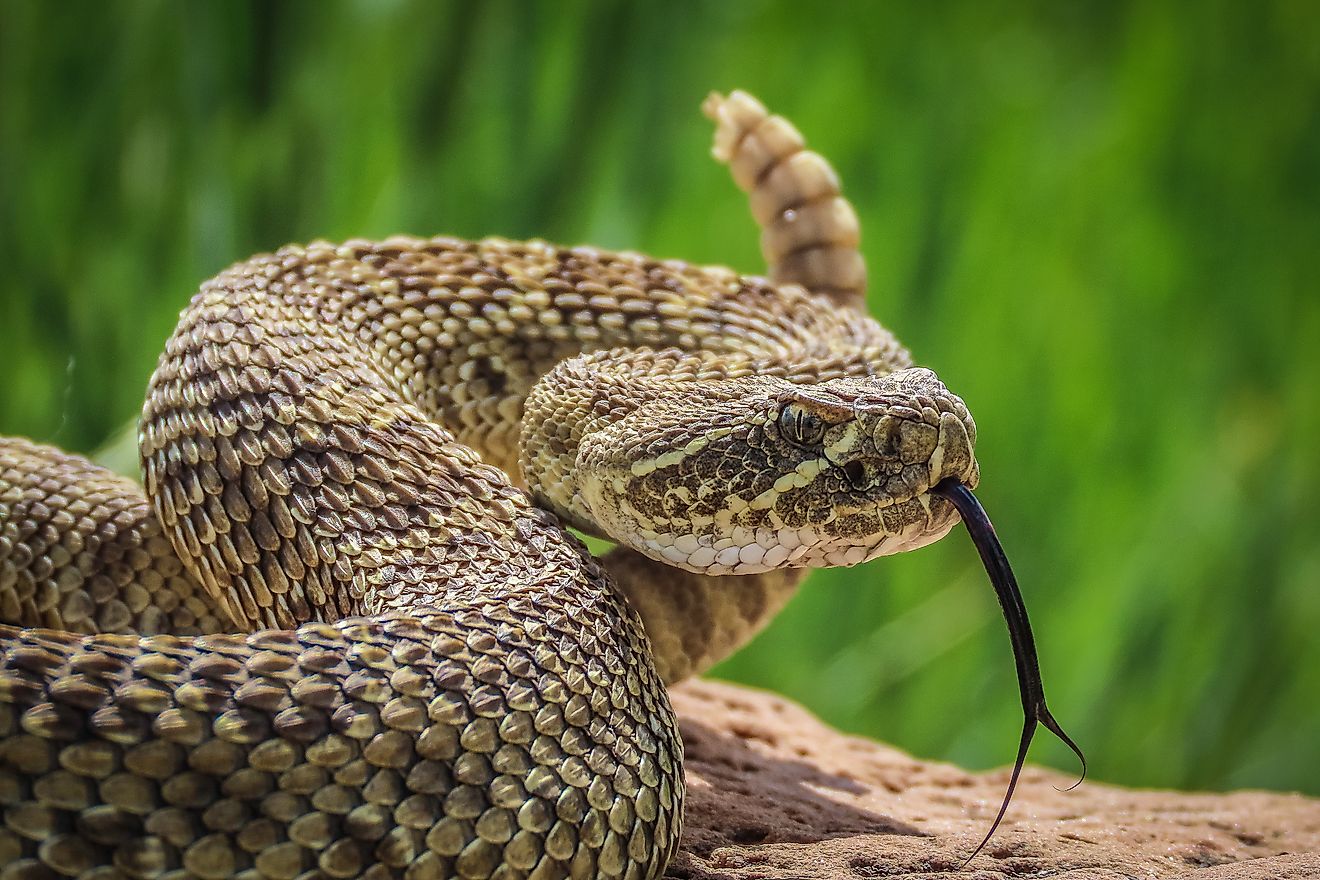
<box><xmin>843</xmin><ymin>460</ymin><xmax>869</xmax><ymax>491</ymax></box>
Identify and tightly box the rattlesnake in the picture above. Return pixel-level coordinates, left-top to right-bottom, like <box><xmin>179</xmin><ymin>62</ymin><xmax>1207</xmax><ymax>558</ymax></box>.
<box><xmin>0</xmin><ymin>92</ymin><xmax>1077</xmax><ymax>880</ymax></box>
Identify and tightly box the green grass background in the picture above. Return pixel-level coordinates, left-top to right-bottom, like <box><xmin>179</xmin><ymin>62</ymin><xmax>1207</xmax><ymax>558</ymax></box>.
<box><xmin>2</xmin><ymin>1</ymin><xmax>1317</xmax><ymax>795</ymax></box>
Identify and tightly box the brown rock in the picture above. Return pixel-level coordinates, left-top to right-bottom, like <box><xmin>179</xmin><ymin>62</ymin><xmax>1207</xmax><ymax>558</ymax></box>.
<box><xmin>669</xmin><ymin>680</ymin><xmax>1320</xmax><ymax>879</ymax></box>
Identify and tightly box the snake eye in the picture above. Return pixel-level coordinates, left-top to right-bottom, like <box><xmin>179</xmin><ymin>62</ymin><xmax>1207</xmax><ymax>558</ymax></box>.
<box><xmin>778</xmin><ymin>402</ymin><xmax>827</xmax><ymax>447</ymax></box>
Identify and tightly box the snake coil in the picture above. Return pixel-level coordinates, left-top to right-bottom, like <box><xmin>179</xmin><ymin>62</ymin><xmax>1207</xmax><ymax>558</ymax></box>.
<box><xmin>0</xmin><ymin>91</ymin><xmax>1078</xmax><ymax>879</ymax></box>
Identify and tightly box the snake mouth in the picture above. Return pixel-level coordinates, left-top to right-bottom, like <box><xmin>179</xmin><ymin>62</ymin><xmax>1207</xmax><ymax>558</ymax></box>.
<box><xmin>930</xmin><ymin>479</ymin><xmax>1086</xmax><ymax>865</ymax></box>
<box><xmin>822</xmin><ymin>473</ymin><xmax>969</xmax><ymax>556</ymax></box>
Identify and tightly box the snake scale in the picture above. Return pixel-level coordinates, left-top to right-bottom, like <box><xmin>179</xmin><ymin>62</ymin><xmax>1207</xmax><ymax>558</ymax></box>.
<box><xmin>0</xmin><ymin>91</ymin><xmax>1067</xmax><ymax>880</ymax></box>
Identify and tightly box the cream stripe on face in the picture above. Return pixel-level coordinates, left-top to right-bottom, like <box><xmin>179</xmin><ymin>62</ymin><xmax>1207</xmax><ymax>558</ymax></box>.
<box><xmin>823</xmin><ymin>421</ymin><xmax>864</xmax><ymax>465</ymax></box>
<box><xmin>629</xmin><ymin>426</ymin><xmax>737</xmax><ymax>477</ymax></box>
<box><xmin>750</xmin><ymin>458</ymin><xmax>829</xmax><ymax>510</ymax></box>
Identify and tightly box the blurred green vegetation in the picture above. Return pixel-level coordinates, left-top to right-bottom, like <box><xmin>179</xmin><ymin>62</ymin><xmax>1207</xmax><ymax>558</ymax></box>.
<box><xmin>2</xmin><ymin>1</ymin><xmax>1317</xmax><ymax>795</ymax></box>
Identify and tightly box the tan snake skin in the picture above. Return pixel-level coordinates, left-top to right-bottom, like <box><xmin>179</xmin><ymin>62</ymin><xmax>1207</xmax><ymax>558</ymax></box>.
<box><xmin>0</xmin><ymin>92</ymin><xmax>978</xmax><ymax>880</ymax></box>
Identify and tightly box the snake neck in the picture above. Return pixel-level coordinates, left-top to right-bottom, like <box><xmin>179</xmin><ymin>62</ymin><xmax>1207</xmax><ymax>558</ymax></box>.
<box><xmin>599</xmin><ymin>546</ymin><xmax>808</xmax><ymax>684</ymax></box>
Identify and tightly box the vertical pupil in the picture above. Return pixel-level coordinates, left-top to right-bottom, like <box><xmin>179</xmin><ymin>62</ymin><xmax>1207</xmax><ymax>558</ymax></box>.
<box><xmin>781</xmin><ymin>404</ymin><xmax>822</xmax><ymax>445</ymax></box>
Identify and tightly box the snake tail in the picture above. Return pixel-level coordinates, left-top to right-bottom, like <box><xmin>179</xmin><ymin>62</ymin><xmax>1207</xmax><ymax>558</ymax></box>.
<box><xmin>703</xmin><ymin>90</ymin><xmax>866</xmax><ymax>305</ymax></box>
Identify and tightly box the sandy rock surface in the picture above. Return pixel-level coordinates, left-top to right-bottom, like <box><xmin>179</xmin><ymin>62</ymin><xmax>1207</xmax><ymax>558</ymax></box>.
<box><xmin>667</xmin><ymin>680</ymin><xmax>1320</xmax><ymax>879</ymax></box>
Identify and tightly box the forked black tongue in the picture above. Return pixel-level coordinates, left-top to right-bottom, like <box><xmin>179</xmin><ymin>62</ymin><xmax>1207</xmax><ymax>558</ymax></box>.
<box><xmin>930</xmin><ymin>479</ymin><xmax>1086</xmax><ymax>865</ymax></box>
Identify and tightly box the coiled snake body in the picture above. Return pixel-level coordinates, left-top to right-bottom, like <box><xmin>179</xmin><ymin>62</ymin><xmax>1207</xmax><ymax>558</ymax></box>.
<box><xmin>0</xmin><ymin>94</ymin><xmax>986</xmax><ymax>880</ymax></box>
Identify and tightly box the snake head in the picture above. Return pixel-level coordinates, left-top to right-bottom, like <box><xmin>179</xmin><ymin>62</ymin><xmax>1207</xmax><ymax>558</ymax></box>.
<box><xmin>572</xmin><ymin>366</ymin><xmax>979</xmax><ymax>575</ymax></box>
